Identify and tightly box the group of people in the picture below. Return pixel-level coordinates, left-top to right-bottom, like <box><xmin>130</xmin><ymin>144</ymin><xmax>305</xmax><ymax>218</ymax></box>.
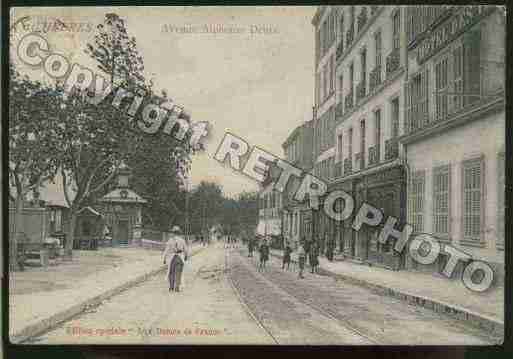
<box><xmin>249</xmin><ymin>235</ymin><xmax>334</xmax><ymax>279</ymax></box>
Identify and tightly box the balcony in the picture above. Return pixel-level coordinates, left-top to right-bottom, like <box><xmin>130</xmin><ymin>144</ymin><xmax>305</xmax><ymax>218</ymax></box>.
<box><xmin>369</xmin><ymin>66</ymin><xmax>382</xmax><ymax>93</ymax></box>
<box><xmin>357</xmin><ymin>7</ymin><xmax>368</xmax><ymax>33</ymax></box>
<box><xmin>386</xmin><ymin>49</ymin><xmax>400</xmax><ymax>79</ymax></box>
<box><xmin>335</xmin><ymin>102</ymin><xmax>343</xmax><ymax>120</ymax></box>
<box><xmin>344</xmin><ymin>90</ymin><xmax>354</xmax><ymax>112</ymax></box>
<box><xmin>368</xmin><ymin>145</ymin><xmax>380</xmax><ymax>166</ymax></box>
<box><xmin>354</xmin><ymin>152</ymin><xmax>364</xmax><ymax>171</ymax></box>
<box><xmin>344</xmin><ymin>157</ymin><xmax>352</xmax><ymax>175</ymax></box>
<box><xmin>346</xmin><ymin>27</ymin><xmax>354</xmax><ymax>48</ymax></box>
<box><xmin>336</xmin><ymin>41</ymin><xmax>344</xmax><ymax>61</ymax></box>
<box><xmin>335</xmin><ymin>161</ymin><xmax>342</xmax><ymax>178</ymax></box>
<box><xmin>384</xmin><ymin>138</ymin><xmax>399</xmax><ymax>160</ymax></box>
<box><xmin>356</xmin><ymin>81</ymin><xmax>366</xmax><ymax>103</ymax></box>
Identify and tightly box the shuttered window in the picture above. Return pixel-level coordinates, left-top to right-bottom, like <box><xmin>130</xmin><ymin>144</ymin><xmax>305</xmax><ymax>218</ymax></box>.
<box><xmin>330</xmin><ymin>55</ymin><xmax>334</xmax><ymax>94</ymax></box>
<box><xmin>339</xmin><ymin>13</ymin><xmax>344</xmax><ymax>44</ymax></box>
<box><xmin>348</xmin><ymin>128</ymin><xmax>353</xmax><ymax>158</ymax></box>
<box><xmin>463</xmin><ymin>28</ymin><xmax>481</xmax><ymax>106</ymax></box>
<box><xmin>497</xmin><ymin>153</ymin><xmax>505</xmax><ymax>249</ymax></box>
<box><xmin>360</xmin><ymin>119</ymin><xmax>366</xmax><ymax>168</ymax></box>
<box><xmin>433</xmin><ymin>165</ymin><xmax>451</xmax><ymax>236</ymax></box>
<box><xmin>337</xmin><ymin>134</ymin><xmax>343</xmax><ymax>162</ymax></box>
<box><xmin>375</xmin><ymin>31</ymin><xmax>382</xmax><ymax>70</ymax></box>
<box><xmin>452</xmin><ymin>45</ymin><xmax>464</xmax><ymax>112</ymax></box>
<box><xmin>462</xmin><ymin>157</ymin><xmax>483</xmax><ymax>240</ymax></box>
<box><xmin>375</xmin><ymin>109</ymin><xmax>381</xmax><ymax>148</ymax></box>
<box><xmin>391</xmin><ymin>98</ymin><xmax>399</xmax><ymax>138</ymax></box>
<box><xmin>410</xmin><ymin>170</ymin><xmax>425</xmax><ymax>232</ymax></box>
<box><xmin>392</xmin><ymin>9</ymin><xmax>400</xmax><ymax>50</ymax></box>
<box><xmin>406</xmin><ymin>69</ymin><xmax>429</xmax><ymax>132</ymax></box>
<box><xmin>435</xmin><ymin>56</ymin><xmax>448</xmax><ymax>121</ymax></box>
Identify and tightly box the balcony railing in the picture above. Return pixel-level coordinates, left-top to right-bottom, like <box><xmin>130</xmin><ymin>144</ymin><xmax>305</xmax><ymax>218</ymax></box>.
<box><xmin>384</xmin><ymin>138</ymin><xmax>399</xmax><ymax>160</ymax></box>
<box><xmin>354</xmin><ymin>152</ymin><xmax>364</xmax><ymax>171</ymax></box>
<box><xmin>335</xmin><ymin>161</ymin><xmax>342</xmax><ymax>178</ymax></box>
<box><xmin>356</xmin><ymin>81</ymin><xmax>366</xmax><ymax>103</ymax></box>
<box><xmin>335</xmin><ymin>102</ymin><xmax>343</xmax><ymax>120</ymax></box>
<box><xmin>344</xmin><ymin>157</ymin><xmax>352</xmax><ymax>175</ymax></box>
<box><xmin>344</xmin><ymin>90</ymin><xmax>354</xmax><ymax>112</ymax></box>
<box><xmin>369</xmin><ymin>66</ymin><xmax>382</xmax><ymax>93</ymax></box>
<box><xmin>346</xmin><ymin>27</ymin><xmax>354</xmax><ymax>48</ymax></box>
<box><xmin>368</xmin><ymin>145</ymin><xmax>380</xmax><ymax>166</ymax></box>
<box><xmin>386</xmin><ymin>49</ymin><xmax>400</xmax><ymax>79</ymax></box>
<box><xmin>357</xmin><ymin>7</ymin><xmax>368</xmax><ymax>33</ymax></box>
<box><xmin>336</xmin><ymin>41</ymin><xmax>344</xmax><ymax>61</ymax></box>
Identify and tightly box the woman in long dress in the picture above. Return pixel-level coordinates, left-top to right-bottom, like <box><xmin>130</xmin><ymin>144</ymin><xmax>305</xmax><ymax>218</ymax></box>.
<box><xmin>163</xmin><ymin>226</ymin><xmax>189</xmax><ymax>292</ymax></box>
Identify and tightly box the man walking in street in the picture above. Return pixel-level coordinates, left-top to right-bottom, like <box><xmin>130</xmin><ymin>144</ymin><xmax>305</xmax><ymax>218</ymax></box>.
<box><xmin>282</xmin><ymin>242</ymin><xmax>292</xmax><ymax>270</ymax></box>
<box><xmin>163</xmin><ymin>225</ymin><xmax>189</xmax><ymax>293</ymax></box>
<box><xmin>258</xmin><ymin>238</ymin><xmax>270</xmax><ymax>271</ymax></box>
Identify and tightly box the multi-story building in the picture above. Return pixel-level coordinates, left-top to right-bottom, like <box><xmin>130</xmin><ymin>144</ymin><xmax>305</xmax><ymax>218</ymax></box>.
<box><xmin>400</xmin><ymin>6</ymin><xmax>505</xmax><ymax>278</ymax></box>
<box><xmin>256</xmin><ymin>172</ymin><xmax>283</xmax><ymax>245</ymax></box>
<box><xmin>282</xmin><ymin>119</ymin><xmax>314</xmax><ymax>249</ymax></box>
<box><xmin>313</xmin><ymin>5</ymin><xmax>408</xmax><ymax>268</ymax></box>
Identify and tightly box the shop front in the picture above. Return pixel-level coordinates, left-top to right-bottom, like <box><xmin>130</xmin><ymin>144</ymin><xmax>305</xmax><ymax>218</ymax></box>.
<box><xmin>355</xmin><ymin>165</ymin><xmax>407</xmax><ymax>270</ymax></box>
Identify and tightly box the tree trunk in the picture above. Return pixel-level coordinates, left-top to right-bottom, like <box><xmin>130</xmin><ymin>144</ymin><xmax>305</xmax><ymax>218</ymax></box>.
<box><xmin>63</xmin><ymin>210</ymin><xmax>78</xmax><ymax>260</ymax></box>
<box><xmin>10</xmin><ymin>196</ymin><xmax>24</xmax><ymax>271</ymax></box>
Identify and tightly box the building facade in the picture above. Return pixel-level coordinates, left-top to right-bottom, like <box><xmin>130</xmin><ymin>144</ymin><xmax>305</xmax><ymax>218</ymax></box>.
<box><xmin>400</xmin><ymin>6</ymin><xmax>505</xmax><ymax>278</ymax></box>
<box><xmin>282</xmin><ymin>119</ymin><xmax>314</xmax><ymax>250</ymax></box>
<box><xmin>312</xmin><ymin>5</ymin><xmax>408</xmax><ymax>269</ymax></box>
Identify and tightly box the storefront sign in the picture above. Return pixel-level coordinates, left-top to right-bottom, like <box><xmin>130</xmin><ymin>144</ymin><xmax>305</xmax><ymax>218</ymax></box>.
<box><xmin>416</xmin><ymin>6</ymin><xmax>492</xmax><ymax>64</ymax></box>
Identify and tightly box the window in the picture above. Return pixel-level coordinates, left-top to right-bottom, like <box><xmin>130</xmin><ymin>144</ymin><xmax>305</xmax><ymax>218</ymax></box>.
<box><xmin>338</xmin><ymin>74</ymin><xmax>344</xmax><ymax>101</ymax></box>
<box><xmin>410</xmin><ymin>170</ymin><xmax>425</xmax><ymax>232</ymax></box>
<box><xmin>405</xmin><ymin>69</ymin><xmax>429</xmax><ymax>132</ymax></box>
<box><xmin>497</xmin><ymin>152</ymin><xmax>505</xmax><ymax>249</ymax></box>
<box><xmin>435</xmin><ymin>56</ymin><xmax>448</xmax><ymax>121</ymax></box>
<box><xmin>433</xmin><ymin>165</ymin><xmax>451</xmax><ymax>237</ymax></box>
<box><xmin>339</xmin><ymin>12</ymin><xmax>344</xmax><ymax>43</ymax></box>
<box><xmin>375</xmin><ymin>31</ymin><xmax>382</xmax><ymax>70</ymax></box>
<box><xmin>374</xmin><ymin>109</ymin><xmax>381</xmax><ymax>149</ymax></box>
<box><xmin>330</xmin><ymin>55</ymin><xmax>334</xmax><ymax>94</ymax></box>
<box><xmin>361</xmin><ymin>48</ymin><xmax>367</xmax><ymax>88</ymax></box>
<box><xmin>462</xmin><ymin>158</ymin><xmax>483</xmax><ymax>241</ymax></box>
<box><xmin>360</xmin><ymin>119</ymin><xmax>366</xmax><ymax>168</ymax></box>
<box><xmin>392</xmin><ymin>9</ymin><xmax>400</xmax><ymax>50</ymax></box>
<box><xmin>348</xmin><ymin>128</ymin><xmax>353</xmax><ymax>158</ymax></box>
<box><xmin>324</xmin><ymin>64</ymin><xmax>329</xmax><ymax>101</ymax></box>
<box><xmin>337</xmin><ymin>134</ymin><xmax>343</xmax><ymax>162</ymax></box>
<box><xmin>463</xmin><ymin>29</ymin><xmax>481</xmax><ymax>106</ymax></box>
<box><xmin>348</xmin><ymin>62</ymin><xmax>355</xmax><ymax>95</ymax></box>
<box><xmin>391</xmin><ymin>97</ymin><xmax>399</xmax><ymax>138</ymax></box>
<box><xmin>452</xmin><ymin>45</ymin><xmax>463</xmax><ymax>112</ymax></box>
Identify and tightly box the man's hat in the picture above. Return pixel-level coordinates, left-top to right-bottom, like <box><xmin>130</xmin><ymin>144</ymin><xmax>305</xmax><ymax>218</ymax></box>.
<box><xmin>170</xmin><ymin>225</ymin><xmax>182</xmax><ymax>234</ymax></box>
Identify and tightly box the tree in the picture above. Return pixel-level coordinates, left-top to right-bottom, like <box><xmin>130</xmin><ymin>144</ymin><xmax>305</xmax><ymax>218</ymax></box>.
<box><xmin>8</xmin><ymin>64</ymin><xmax>63</xmax><ymax>270</ymax></box>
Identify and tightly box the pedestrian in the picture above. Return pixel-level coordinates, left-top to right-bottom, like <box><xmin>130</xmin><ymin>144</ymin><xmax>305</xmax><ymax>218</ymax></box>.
<box><xmin>162</xmin><ymin>225</ymin><xmax>189</xmax><ymax>293</ymax></box>
<box><xmin>297</xmin><ymin>241</ymin><xmax>306</xmax><ymax>279</ymax></box>
<box><xmin>248</xmin><ymin>236</ymin><xmax>255</xmax><ymax>257</ymax></box>
<box><xmin>259</xmin><ymin>238</ymin><xmax>270</xmax><ymax>271</ymax></box>
<box><xmin>326</xmin><ymin>236</ymin><xmax>334</xmax><ymax>262</ymax></box>
<box><xmin>310</xmin><ymin>241</ymin><xmax>319</xmax><ymax>274</ymax></box>
<box><xmin>282</xmin><ymin>242</ymin><xmax>292</xmax><ymax>270</ymax></box>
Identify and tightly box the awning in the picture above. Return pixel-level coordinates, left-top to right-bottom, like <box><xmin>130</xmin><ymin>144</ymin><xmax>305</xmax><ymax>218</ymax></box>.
<box><xmin>256</xmin><ymin>219</ymin><xmax>281</xmax><ymax>236</ymax></box>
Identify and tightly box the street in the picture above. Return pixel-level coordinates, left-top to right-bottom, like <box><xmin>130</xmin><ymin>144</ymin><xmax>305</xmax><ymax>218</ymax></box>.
<box><xmin>30</xmin><ymin>242</ymin><xmax>496</xmax><ymax>345</ymax></box>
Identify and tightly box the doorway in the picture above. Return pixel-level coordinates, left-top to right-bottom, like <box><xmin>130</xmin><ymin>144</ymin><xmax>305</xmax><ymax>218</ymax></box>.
<box><xmin>118</xmin><ymin>220</ymin><xmax>129</xmax><ymax>246</ymax></box>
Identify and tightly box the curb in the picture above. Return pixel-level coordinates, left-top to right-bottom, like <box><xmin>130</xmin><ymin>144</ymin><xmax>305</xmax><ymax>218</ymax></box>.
<box><xmin>10</xmin><ymin>246</ymin><xmax>205</xmax><ymax>344</ymax></box>
<box><xmin>270</xmin><ymin>251</ymin><xmax>504</xmax><ymax>340</ymax></box>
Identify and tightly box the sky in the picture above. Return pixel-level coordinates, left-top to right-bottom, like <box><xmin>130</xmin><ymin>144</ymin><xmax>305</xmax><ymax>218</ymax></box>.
<box><xmin>10</xmin><ymin>6</ymin><xmax>316</xmax><ymax>198</ymax></box>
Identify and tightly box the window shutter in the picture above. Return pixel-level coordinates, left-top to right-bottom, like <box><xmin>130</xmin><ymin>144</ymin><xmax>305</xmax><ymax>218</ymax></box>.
<box><xmin>463</xmin><ymin>28</ymin><xmax>481</xmax><ymax>106</ymax></box>
<box><xmin>421</xmin><ymin>68</ymin><xmax>429</xmax><ymax>127</ymax></box>
<box><xmin>404</xmin><ymin>80</ymin><xmax>412</xmax><ymax>134</ymax></box>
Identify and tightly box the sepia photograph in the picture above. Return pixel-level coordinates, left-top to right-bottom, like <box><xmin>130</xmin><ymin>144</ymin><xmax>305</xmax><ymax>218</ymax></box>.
<box><xmin>5</xmin><ymin>5</ymin><xmax>506</xmax><ymax>347</ymax></box>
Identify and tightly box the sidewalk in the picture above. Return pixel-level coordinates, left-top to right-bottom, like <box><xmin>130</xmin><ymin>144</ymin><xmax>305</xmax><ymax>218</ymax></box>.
<box><xmin>270</xmin><ymin>249</ymin><xmax>504</xmax><ymax>337</ymax></box>
<box><xmin>9</xmin><ymin>243</ymin><xmax>203</xmax><ymax>343</ymax></box>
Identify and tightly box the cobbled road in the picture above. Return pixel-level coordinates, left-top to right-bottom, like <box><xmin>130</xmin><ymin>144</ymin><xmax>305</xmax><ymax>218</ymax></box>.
<box><xmin>29</xmin><ymin>243</ymin><xmax>496</xmax><ymax>345</ymax></box>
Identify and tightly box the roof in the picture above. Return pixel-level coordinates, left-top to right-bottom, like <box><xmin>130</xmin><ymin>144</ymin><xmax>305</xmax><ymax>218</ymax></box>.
<box><xmin>99</xmin><ymin>188</ymin><xmax>148</xmax><ymax>204</ymax></box>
